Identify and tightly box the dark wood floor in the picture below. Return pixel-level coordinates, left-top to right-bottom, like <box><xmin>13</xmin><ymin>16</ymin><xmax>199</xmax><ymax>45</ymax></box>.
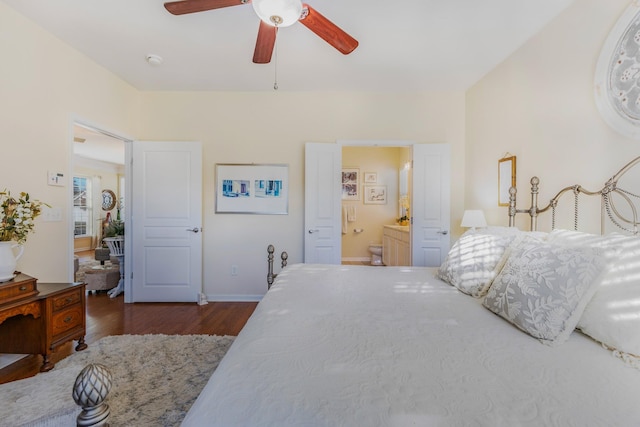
<box><xmin>0</xmin><ymin>292</ymin><xmax>257</xmax><ymax>385</ymax></box>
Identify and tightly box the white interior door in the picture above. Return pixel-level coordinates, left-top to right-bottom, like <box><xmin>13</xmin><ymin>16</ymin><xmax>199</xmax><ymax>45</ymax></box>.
<box><xmin>412</xmin><ymin>143</ymin><xmax>451</xmax><ymax>266</ymax></box>
<box><xmin>131</xmin><ymin>141</ymin><xmax>203</xmax><ymax>302</ymax></box>
<box><xmin>304</xmin><ymin>142</ymin><xmax>342</xmax><ymax>264</ymax></box>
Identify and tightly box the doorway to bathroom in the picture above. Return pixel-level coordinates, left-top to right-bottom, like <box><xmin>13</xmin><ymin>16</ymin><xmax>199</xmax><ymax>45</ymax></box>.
<box><xmin>341</xmin><ymin>145</ymin><xmax>411</xmax><ymax>265</ymax></box>
<box><xmin>304</xmin><ymin>141</ymin><xmax>450</xmax><ymax>267</ymax></box>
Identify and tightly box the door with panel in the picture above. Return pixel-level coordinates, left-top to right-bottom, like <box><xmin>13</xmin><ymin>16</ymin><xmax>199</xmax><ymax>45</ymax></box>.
<box><xmin>131</xmin><ymin>141</ymin><xmax>203</xmax><ymax>302</ymax></box>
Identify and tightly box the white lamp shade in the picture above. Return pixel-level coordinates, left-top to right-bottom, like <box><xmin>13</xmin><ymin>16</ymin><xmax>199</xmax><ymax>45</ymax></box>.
<box><xmin>252</xmin><ymin>0</ymin><xmax>303</xmax><ymax>27</ymax></box>
<box><xmin>461</xmin><ymin>210</ymin><xmax>487</xmax><ymax>229</ymax></box>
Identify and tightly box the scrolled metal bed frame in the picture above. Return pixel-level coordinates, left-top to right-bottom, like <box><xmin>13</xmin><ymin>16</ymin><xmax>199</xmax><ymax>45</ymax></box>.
<box><xmin>267</xmin><ymin>244</ymin><xmax>288</xmax><ymax>289</ymax></box>
<box><xmin>508</xmin><ymin>156</ymin><xmax>640</xmax><ymax>235</ymax></box>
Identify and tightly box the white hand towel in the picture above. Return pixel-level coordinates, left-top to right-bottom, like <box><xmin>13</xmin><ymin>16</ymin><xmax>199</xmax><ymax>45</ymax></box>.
<box><xmin>347</xmin><ymin>205</ymin><xmax>356</xmax><ymax>222</ymax></box>
<box><xmin>342</xmin><ymin>205</ymin><xmax>348</xmax><ymax>234</ymax></box>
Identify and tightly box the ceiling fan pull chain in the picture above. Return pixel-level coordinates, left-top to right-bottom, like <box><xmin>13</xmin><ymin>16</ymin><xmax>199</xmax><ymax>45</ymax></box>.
<box><xmin>273</xmin><ymin>27</ymin><xmax>279</xmax><ymax>90</ymax></box>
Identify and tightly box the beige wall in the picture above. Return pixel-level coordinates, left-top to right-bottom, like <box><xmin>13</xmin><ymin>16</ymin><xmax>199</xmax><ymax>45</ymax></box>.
<box><xmin>9</xmin><ymin>0</ymin><xmax>628</xmax><ymax>298</ymax></box>
<box><xmin>139</xmin><ymin>91</ymin><xmax>466</xmax><ymax>299</ymax></box>
<box><xmin>0</xmin><ymin>2</ymin><xmax>139</xmax><ymax>281</ymax></box>
<box><xmin>9</xmin><ymin>0</ymin><xmax>631</xmax><ymax>300</ymax></box>
<box><xmin>1</xmin><ymin>1</ymin><xmax>466</xmax><ymax>298</ymax></box>
<box><xmin>466</xmin><ymin>0</ymin><xmax>639</xmax><ymax>234</ymax></box>
<box><xmin>342</xmin><ymin>146</ymin><xmax>404</xmax><ymax>261</ymax></box>
<box><xmin>74</xmin><ymin>236</ymin><xmax>92</xmax><ymax>252</ymax></box>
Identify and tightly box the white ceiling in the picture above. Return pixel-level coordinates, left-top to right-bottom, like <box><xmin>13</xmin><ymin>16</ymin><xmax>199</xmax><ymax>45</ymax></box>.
<box><xmin>3</xmin><ymin>0</ymin><xmax>574</xmax><ymax>92</ymax></box>
<box><xmin>73</xmin><ymin>125</ymin><xmax>125</xmax><ymax>166</ymax></box>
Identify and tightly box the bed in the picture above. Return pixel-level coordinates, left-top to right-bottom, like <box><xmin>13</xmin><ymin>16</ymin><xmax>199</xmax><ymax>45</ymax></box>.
<box><xmin>182</xmin><ymin>158</ymin><xmax>640</xmax><ymax>426</ymax></box>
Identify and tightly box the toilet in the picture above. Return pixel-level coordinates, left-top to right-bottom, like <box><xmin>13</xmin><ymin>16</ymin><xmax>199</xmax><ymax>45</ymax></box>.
<box><xmin>368</xmin><ymin>243</ymin><xmax>383</xmax><ymax>266</ymax></box>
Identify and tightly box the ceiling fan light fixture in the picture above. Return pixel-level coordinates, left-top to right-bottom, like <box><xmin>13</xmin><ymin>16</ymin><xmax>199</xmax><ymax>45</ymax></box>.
<box><xmin>252</xmin><ymin>0</ymin><xmax>303</xmax><ymax>27</ymax></box>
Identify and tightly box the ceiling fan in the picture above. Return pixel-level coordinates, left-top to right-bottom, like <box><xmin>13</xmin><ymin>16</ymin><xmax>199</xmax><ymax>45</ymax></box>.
<box><xmin>164</xmin><ymin>0</ymin><xmax>359</xmax><ymax>64</ymax></box>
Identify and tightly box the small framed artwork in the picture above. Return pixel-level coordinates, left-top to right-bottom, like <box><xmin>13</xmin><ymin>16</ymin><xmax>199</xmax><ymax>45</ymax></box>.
<box><xmin>216</xmin><ymin>163</ymin><xmax>288</xmax><ymax>214</ymax></box>
<box><xmin>363</xmin><ymin>172</ymin><xmax>377</xmax><ymax>184</ymax></box>
<box><xmin>364</xmin><ymin>185</ymin><xmax>387</xmax><ymax>204</ymax></box>
<box><xmin>342</xmin><ymin>168</ymin><xmax>359</xmax><ymax>200</ymax></box>
<box><xmin>498</xmin><ymin>155</ymin><xmax>516</xmax><ymax>206</ymax></box>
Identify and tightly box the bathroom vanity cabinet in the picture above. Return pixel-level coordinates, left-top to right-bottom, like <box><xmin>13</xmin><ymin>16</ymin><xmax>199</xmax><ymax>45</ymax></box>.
<box><xmin>382</xmin><ymin>225</ymin><xmax>410</xmax><ymax>266</ymax></box>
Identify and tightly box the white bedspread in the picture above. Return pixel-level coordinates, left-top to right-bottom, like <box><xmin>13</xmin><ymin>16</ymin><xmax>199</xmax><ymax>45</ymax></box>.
<box><xmin>183</xmin><ymin>264</ymin><xmax>640</xmax><ymax>426</ymax></box>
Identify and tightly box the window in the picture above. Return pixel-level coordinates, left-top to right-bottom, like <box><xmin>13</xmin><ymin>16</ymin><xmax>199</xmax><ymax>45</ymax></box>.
<box><xmin>73</xmin><ymin>176</ymin><xmax>92</xmax><ymax>236</ymax></box>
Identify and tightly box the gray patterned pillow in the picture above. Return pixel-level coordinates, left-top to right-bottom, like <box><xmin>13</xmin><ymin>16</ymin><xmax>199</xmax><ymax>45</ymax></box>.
<box><xmin>483</xmin><ymin>236</ymin><xmax>606</xmax><ymax>346</ymax></box>
<box><xmin>437</xmin><ymin>228</ymin><xmax>520</xmax><ymax>297</ymax></box>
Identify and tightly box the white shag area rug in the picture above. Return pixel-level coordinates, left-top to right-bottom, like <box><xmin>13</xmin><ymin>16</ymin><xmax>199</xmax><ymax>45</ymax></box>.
<box><xmin>0</xmin><ymin>334</ymin><xmax>235</xmax><ymax>427</ymax></box>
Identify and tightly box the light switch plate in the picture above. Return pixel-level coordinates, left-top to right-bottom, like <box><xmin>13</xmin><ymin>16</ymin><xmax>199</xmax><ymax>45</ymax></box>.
<box><xmin>42</xmin><ymin>206</ymin><xmax>63</xmax><ymax>222</ymax></box>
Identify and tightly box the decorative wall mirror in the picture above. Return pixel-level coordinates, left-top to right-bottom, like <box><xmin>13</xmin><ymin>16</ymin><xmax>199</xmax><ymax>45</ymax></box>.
<box><xmin>101</xmin><ymin>189</ymin><xmax>116</xmax><ymax>211</ymax></box>
<box><xmin>498</xmin><ymin>155</ymin><xmax>516</xmax><ymax>206</ymax></box>
<box><xmin>594</xmin><ymin>2</ymin><xmax>640</xmax><ymax>139</ymax></box>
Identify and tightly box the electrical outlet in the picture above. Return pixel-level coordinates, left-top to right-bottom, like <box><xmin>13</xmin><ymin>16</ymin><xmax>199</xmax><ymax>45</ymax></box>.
<box><xmin>231</xmin><ymin>265</ymin><xmax>238</xmax><ymax>276</ymax></box>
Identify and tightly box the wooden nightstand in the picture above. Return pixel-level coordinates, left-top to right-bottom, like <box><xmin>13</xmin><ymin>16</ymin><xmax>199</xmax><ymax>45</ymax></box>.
<box><xmin>0</xmin><ymin>278</ymin><xmax>87</xmax><ymax>372</ymax></box>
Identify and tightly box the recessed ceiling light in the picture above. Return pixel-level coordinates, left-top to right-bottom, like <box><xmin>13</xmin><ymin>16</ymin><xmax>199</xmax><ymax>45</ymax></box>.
<box><xmin>146</xmin><ymin>54</ymin><xmax>163</xmax><ymax>66</ymax></box>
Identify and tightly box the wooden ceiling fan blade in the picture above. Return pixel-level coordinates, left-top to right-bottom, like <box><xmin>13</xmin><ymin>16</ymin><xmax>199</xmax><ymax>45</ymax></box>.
<box><xmin>164</xmin><ymin>0</ymin><xmax>249</xmax><ymax>15</ymax></box>
<box><xmin>253</xmin><ymin>21</ymin><xmax>277</xmax><ymax>64</ymax></box>
<box><xmin>299</xmin><ymin>4</ymin><xmax>358</xmax><ymax>55</ymax></box>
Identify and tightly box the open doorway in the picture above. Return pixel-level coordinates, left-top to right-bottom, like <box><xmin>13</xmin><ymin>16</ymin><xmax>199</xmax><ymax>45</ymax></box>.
<box><xmin>72</xmin><ymin>123</ymin><xmax>126</xmax><ymax>296</ymax></box>
<box><xmin>341</xmin><ymin>145</ymin><xmax>412</xmax><ymax>266</ymax></box>
<box><xmin>304</xmin><ymin>141</ymin><xmax>450</xmax><ymax>267</ymax></box>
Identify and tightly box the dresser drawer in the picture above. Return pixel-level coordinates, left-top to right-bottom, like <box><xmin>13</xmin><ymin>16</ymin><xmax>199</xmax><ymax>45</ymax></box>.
<box><xmin>51</xmin><ymin>289</ymin><xmax>82</xmax><ymax>312</ymax></box>
<box><xmin>51</xmin><ymin>305</ymin><xmax>84</xmax><ymax>337</ymax></box>
<box><xmin>0</xmin><ymin>275</ymin><xmax>38</xmax><ymax>305</ymax></box>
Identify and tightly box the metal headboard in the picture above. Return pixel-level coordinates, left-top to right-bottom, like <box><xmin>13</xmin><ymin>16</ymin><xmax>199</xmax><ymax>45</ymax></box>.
<box><xmin>508</xmin><ymin>156</ymin><xmax>640</xmax><ymax>235</ymax></box>
<box><xmin>267</xmin><ymin>244</ymin><xmax>288</xmax><ymax>289</ymax></box>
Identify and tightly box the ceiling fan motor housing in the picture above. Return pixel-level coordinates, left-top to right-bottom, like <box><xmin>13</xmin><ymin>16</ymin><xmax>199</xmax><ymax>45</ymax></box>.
<box><xmin>164</xmin><ymin>0</ymin><xmax>358</xmax><ymax>64</ymax></box>
<box><xmin>252</xmin><ymin>0</ymin><xmax>303</xmax><ymax>27</ymax></box>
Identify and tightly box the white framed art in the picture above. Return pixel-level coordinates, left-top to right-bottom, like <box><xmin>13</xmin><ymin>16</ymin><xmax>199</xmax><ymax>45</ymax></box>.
<box><xmin>364</xmin><ymin>185</ymin><xmax>387</xmax><ymax>204</ymax></box>
<box><xmin>363</xmin><ymin>172</ymin><xmax>377</xmax><ymax>184</ymax></box>
<box><xmin>342</xmin><ymin>168</ymin><xmax>359</xmax><ymax>200</ymax></box>
<box><xmin>215</xmin><ymin>163</ymin><xmax>288</xmax><ymax>214</ymax></box>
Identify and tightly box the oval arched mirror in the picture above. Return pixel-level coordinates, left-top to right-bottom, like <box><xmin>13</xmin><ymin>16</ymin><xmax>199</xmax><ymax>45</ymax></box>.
<box><xmin>594</xmin><ymin>3</ymin><xmax>640</xmax><ymax>139</ymax></box>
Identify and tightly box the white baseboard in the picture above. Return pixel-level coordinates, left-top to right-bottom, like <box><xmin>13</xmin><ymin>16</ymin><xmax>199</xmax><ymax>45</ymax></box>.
<box><xmin>205</xmin><ymin>294</ymin><xmax>264</xmax><ymax>302</ymax></box>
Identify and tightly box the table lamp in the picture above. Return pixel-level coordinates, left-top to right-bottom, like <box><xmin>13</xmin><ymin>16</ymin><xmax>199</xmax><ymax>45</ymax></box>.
<box><xmin>461</xmin><ymin>210</ymin><xmax>487</xmax><ymax>230</ymax></box>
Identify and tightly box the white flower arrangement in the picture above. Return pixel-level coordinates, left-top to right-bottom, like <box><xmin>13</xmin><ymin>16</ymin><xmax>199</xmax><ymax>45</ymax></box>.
<box><xmin>0</xmin><ymin>190</ymin><xmax>47</xmax><ymax>244</ymax></box>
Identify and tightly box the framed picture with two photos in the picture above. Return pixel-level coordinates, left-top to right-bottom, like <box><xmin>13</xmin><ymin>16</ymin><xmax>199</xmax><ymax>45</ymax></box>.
<box><xmin>342</xmin><ymin>168</ymin><xmax>359</xmax><ymax>201</ymax></box>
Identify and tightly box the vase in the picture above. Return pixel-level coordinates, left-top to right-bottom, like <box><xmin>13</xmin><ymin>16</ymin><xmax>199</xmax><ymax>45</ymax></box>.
<box><xmin>0</xmin><ymin>241</ymin><xmax>24</xmax><ymax>282</ymax></box>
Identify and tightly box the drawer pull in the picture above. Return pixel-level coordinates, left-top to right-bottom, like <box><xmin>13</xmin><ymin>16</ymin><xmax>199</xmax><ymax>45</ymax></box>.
<box><xmin>64</xmin><ymin>316</ymin><xmax>72</xmax><ymax>323</ymax></box>
<box><xmin>66</xmin><ymin>297</ymin><xmax>74</xmax><ymax>303</ymax></box>
<box><xmin>19</xmin><ymin>286</ymin><xmax>27</xmax><ymax>291</ymax></box>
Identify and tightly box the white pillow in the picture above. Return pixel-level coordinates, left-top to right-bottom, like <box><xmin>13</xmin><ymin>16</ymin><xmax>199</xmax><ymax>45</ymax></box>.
<box><xmin>437</xmin><ymin>227</ymin><xmax>522</xmax><ymax>297</ymax></box>
<box><xmin>548</xmin><ymin>229</ymin><xmax>640</xmax><ymax>356</ymax></box>
<box><xmin>483</xmin><ymin>236</ymin><xmax>607</xmax><ymax>346</ymax></box>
